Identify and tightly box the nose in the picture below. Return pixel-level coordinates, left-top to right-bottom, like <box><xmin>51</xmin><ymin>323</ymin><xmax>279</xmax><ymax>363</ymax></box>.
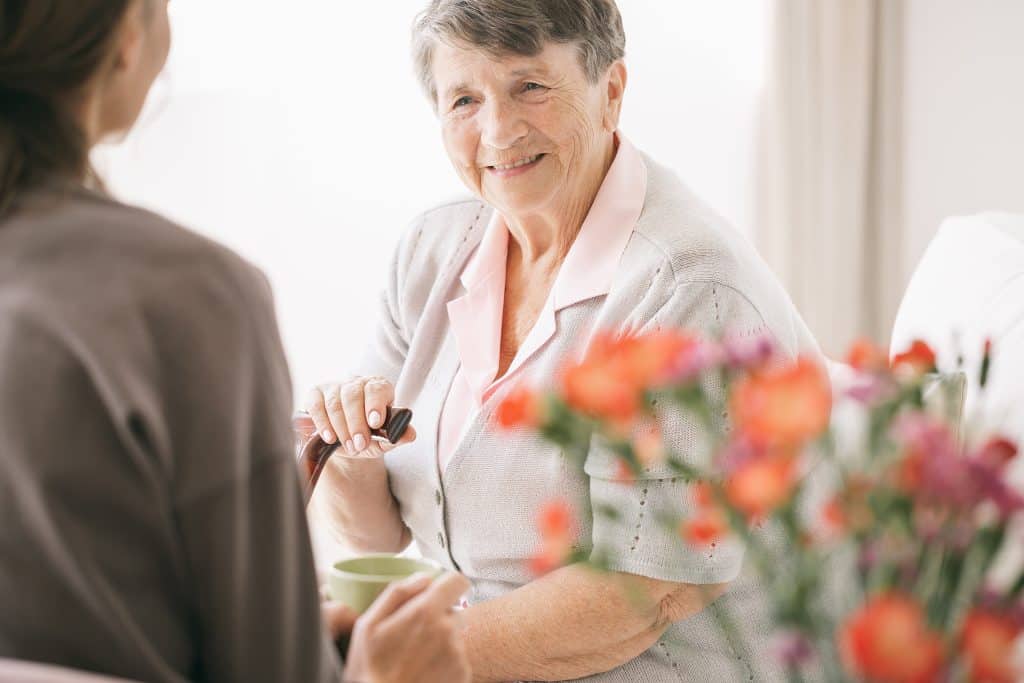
<box><xmin>479</xmin><ymin>98</ymin><xmax>528</xmax><ymax>151</ymax></box>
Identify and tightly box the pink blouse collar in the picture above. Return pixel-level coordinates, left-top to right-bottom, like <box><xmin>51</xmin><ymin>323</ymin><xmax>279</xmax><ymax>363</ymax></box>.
<box><xmin>448</xmin><ymin>132</ymin><xmax>649</xmax><ymax>403</ymax></box>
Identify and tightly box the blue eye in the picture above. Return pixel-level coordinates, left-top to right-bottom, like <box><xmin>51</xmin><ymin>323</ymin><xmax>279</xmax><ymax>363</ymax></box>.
<box><xmin>453</xmin><ymin>96</ymin><xmax>474</xmax><ymax>109</ymax></box>
<box><xmin>523</xmin><ymin>82</ymin><xmax>545</xmax><ymax>92</ymax></box>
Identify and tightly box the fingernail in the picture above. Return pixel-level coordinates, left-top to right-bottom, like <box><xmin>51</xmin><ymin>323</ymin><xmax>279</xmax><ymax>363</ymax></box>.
<box><xmin>368</xmin><ymin>411</ymin><xmax>382</xmax><ymax>428</ymax></box>
<box><xmin>322</xmin><ymin>429</ymin><xmax>335</xmax><ymax>444</ymax></box>
<box><xmin>353</xmin><ymin>434</ymin><xmax>367</xmax><ymax>451</ymax></box>
<box><xmin>345</xmin><ymin>440</ymin><xmax>355</xmax><ymax>455</ymax></box>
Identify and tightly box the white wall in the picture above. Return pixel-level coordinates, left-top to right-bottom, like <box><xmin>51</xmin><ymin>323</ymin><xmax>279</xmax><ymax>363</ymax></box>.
<box><xmin>902</xmin><ymin>0</ymin><xmax>1024</xmax><ymax>284</ymax></box>
<box><xmin>94</xmin><ymin>1</ymin><xmax>768</xmax><ymax>404</ymax></box>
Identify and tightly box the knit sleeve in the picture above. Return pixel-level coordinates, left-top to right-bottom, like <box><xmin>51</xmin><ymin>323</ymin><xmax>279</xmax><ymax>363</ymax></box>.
<box><xmin>586</xmin><ymin>280</ymin><xmax>774</xmax><ymax>584</ymax></box>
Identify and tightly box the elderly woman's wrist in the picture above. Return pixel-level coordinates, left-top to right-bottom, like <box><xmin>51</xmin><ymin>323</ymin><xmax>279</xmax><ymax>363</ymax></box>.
<box><xmin>326</xmin><ymin>452</ymin><xmax>389</xmax><ymax>480</ymax></box>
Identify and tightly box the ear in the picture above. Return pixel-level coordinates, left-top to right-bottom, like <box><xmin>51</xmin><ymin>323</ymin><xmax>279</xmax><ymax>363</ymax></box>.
<box><xmin>602</xmin><ymin>60</ymin><xmax>628</xmax><ymax>132</ymax></box>
<box><xmin>109</xmin><ymin>1</ymin><xmax>146</xmax><ymax>81</ymax></box>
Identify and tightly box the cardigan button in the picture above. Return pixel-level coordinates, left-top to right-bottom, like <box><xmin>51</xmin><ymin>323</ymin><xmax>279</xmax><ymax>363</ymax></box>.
<box><xmin>437</xmin><ymin>532</ymin><xmax>446</xmax><ymax>549</ymax></box>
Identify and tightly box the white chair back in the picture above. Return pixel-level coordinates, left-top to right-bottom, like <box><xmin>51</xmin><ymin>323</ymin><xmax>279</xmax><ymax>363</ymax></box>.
<box><xmin>891</xmin><ymin>212</ymin><xmax>1024</xmax><ymax>447</ymax></box>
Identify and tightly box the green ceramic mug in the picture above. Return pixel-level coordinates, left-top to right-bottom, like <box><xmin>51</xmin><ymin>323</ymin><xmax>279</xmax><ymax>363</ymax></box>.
<box><xmin>327</xmin><ymin>554</ymin><xmax>445</xmax><ymax>614</ymax></box>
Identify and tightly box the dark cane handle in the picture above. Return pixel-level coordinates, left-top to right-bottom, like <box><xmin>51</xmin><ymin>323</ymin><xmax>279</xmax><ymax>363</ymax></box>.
<box><xmin>300</xmin><ymin>407</ymin><xmax>413</xmax><ymax>504</ymax></box>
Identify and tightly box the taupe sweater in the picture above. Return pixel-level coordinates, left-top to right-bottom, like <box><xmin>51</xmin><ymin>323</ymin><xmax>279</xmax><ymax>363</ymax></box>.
<box><xmin>0</xmin><ymin>186</ymin><xmax>339</xmax><ymax>682</ymax></box>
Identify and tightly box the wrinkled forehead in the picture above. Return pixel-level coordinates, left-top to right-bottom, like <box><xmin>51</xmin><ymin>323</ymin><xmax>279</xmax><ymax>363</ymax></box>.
<box><xmin>431</xmin><ymin>40</ymin><xmax>585</xmax><ymax>96</ymax></box>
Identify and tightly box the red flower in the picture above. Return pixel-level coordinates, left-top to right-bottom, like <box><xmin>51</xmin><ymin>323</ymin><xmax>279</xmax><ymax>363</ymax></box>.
<box><xmin>839</xmin><ymin>592</ymin><xmax>944</xmax><ymax>683</ymax></box>
<box><xmin>724</xmin><ymin>454</ymin><xmax>798</xmax><ymax>519</ymax></box>
<box><xmin>731</xmin><ymin>357</ymin><xmax>832</xmax><ymax>448</ymax></box>
<box><xmin>975</xmin><ymin>437</ymin><xmax>1019</xmax><ymax>471</ymax></box>
<box><xmin>681</xmin><ymin>514</ymin><xmax>728</xmax><ymax>546</ymax></box>
<box><xmin>962</xmin><ymin>609</ymin><xmax>1022</xmax><ymax>683</ymax></box>
<box><xmin>892</xmin><ymin>339</ymin><xmax>937</xmax><ymax>376</ymax></box>
<box><xmin>494</xmin><ymin>385</ymin><xmax>543</xmax><ymax>430</ymax></box>
<box><xmin>681</xmin><ymin>482</ymin><xmax>729</xmax><ymax>546</ymax></box>
<box><xmin>847</xmin><ymin>338</ymin><xmax>890</xmax><ymax>372</ymax></box>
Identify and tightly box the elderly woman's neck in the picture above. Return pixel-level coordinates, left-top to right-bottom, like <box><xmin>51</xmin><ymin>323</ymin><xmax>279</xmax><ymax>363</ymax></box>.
<box><xmin>505</xmin><ymin>137</ymin><xmax>616</xmax><ymax>269</ymax></box>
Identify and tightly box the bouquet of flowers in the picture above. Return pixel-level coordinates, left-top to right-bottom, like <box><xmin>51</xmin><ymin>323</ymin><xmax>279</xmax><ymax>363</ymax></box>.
<box><xmin>497</xmin><ymin>331</ymin><xmax>1023</xmax><ymax>682</ymax></box>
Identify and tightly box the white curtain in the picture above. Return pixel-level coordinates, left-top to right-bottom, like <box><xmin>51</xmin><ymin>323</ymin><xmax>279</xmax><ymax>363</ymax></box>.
<box><xmin>756</xmin><ymin>0</ymin><xmax>905</xmax><ymax>356</ymax></box>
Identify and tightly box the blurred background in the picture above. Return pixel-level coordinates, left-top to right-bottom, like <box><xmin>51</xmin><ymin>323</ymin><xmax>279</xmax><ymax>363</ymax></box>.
<box><xmin>94</xmin><ymin>0</ymin><xmax>1024</xmax><ymax>396</ymax></box>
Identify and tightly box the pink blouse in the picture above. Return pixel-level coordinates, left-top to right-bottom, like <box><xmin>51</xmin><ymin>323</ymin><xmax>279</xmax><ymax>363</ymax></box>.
<box><xmin>438</xmin><ymin>132</ymin><xmax>649</xmax><ymax>469</ymax></box>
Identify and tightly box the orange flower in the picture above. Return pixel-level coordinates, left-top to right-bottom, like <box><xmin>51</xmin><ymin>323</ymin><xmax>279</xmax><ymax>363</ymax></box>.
<box><xmin>562</xmin><ymin>356</ymin><xmax>643</xmax><ymax>423</ymax></box>
<box><xmin>847</xmin><ymin>338</ymin><xmax>890</xmax><ymax>372</ymax></box>
<box><xmin>892</xmin><ymin>339</ymin><xmax>937</xmax><ymax>376</ymax></box>
<box><xmin>561</xmin><ymin>331</ymin><xmax>702</xmax><ymax>423</ymax></box>
<box><xmin>538</xmin><ymin>499</ymin><xmax>574</xmax><ymax>539</ymax></box>
<box><xmin>822</xmin><ymin>498</ymin><xmax>846</xmax><ymax>530</ymax></box>
<box><xmin>626</xmin><ymin>330</ymin><xmax>703</xmax><ymax>386</ymax></box>
<box><xmin>811</xmin><ymin>497</ymin><xmax>847</xmax><ymax>543</ymax></box>
<box><xmin>839</xmin><ymin>592</ymin><xmax>944</xmax><ymax>683</ymax></box>
<box><xmin>730</xmin><ymin>357</ymin><xmax>832</xmax><ymax>448</ymax></box>
<box><xmin>494</xmin><ymin>385</ymin><xmax>543</xmax><ymax>430</ymax></box>
<box><xmin>692</xmin><ymin>481</ymin><xmax>717</xmax><ymax>509</ymax></box>
<box><xmin>530</xmin><ymin>500</ymin><xmax>577</xmax><ymax>576</ymax></box>
<box><xmin>634</xmin><ymin>421</ymin><xmax>666</xmax><ymax>468</ymax></box>
<box><xmin>898</xmin><ymin>446</ymin><xmax>926</xmax><ymax>493</ymax></box>
<box><xmin>724</xmin><ymin>454</ymin><xmax>798</xmax><ymax>519</ymax></box>
<box><xmin>832</xmin><ymin>477</ymin><xmax>877</xmax><ymax>534</ymax></box>
<box><xmin>962</xmin><ymin>609</ymin><xmax>1022</xmax><ymax>683</ymax></box>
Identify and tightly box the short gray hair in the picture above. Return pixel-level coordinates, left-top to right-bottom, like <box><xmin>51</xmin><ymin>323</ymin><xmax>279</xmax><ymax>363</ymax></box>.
<box><xmin>412</xmin><ymin>0</ymin><xmax>626</xmax><ymax>104</ymax></box>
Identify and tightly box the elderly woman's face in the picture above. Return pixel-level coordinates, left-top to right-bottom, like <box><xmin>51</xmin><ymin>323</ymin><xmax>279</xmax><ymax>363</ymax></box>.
<box><xmin>432</xmin><ymin>41</ymin><xmax>621</xmax><ymax>220</ymax></box>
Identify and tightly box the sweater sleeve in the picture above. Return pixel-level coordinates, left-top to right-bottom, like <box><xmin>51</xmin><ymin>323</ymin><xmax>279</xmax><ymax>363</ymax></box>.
<box><xmin>586</xmin><ymin>279</ymin><xmax>774</xmax><ymax>585</ymax></box>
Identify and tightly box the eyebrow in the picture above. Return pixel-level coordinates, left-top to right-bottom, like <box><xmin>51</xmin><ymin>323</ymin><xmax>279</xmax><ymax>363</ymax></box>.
<box><xmin>443</xmin><ymin>83</ymin><xmax>472</xmax><ymax>102</ymax></box>
<box><xmin>441</xmin><ymin>67</ymin><xmax>552</xmax><ymax>101</ymax></box>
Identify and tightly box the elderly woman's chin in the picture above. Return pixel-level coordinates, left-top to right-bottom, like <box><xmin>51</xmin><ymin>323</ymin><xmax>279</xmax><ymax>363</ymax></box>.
<box><xmin>480</xmin><ymin>163</ymin><xmax>559</xmax><ymax>216</ymax></box>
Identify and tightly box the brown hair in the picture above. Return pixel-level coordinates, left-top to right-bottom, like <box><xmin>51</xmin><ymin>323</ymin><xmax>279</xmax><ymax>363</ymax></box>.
<box><xmin>0</xmin><ymin>0</ymin><xmax>133</xmax><ymax>217</ymax></box>
<box><xmin>412</xmin><ymin>0</ymin><xmax>626</xmax><ymax>105</ymax></box>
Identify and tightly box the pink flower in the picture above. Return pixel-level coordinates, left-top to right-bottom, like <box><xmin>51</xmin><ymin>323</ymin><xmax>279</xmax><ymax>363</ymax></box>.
<box><xmin>844</xmin><ymin>373</ymin><xmax>898</xmax><ymax>405</ymax></box>
<box><xmin>772</xmin><ymin>630</ymin><xmax>816</xmax><ymax>670</ymax></box>
<box><xmin>723</xmin><ymin>332</ymin><xmax>776</xmax><ymax>371</ymax></box>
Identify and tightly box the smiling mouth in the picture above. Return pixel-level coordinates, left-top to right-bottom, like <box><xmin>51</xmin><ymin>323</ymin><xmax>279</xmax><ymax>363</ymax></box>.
<box><xmin>486</xmin><ymin>153</ymin><xmax>546</xmax><ymax>171</ymax></box>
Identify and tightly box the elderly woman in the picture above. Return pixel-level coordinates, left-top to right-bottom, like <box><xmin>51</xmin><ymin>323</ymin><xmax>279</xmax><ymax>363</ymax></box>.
<box><xmin>307</xmin><ymin>0</ymin><xmax>820</xmax><ymax>680</ymax></box>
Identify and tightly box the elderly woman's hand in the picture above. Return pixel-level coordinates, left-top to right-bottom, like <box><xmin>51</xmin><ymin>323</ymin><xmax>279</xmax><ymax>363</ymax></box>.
<box><xmin>307</xmin><ymin>377</ymin><xmax>417</xmax><ymax>457</ymax></box>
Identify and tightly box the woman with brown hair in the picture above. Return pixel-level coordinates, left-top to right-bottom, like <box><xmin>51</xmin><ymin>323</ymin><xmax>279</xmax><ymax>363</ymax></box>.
<box><xmin>0</xmin><ymin>2</ymin><xmax>469</xmax><ymax>682</ymax></box>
